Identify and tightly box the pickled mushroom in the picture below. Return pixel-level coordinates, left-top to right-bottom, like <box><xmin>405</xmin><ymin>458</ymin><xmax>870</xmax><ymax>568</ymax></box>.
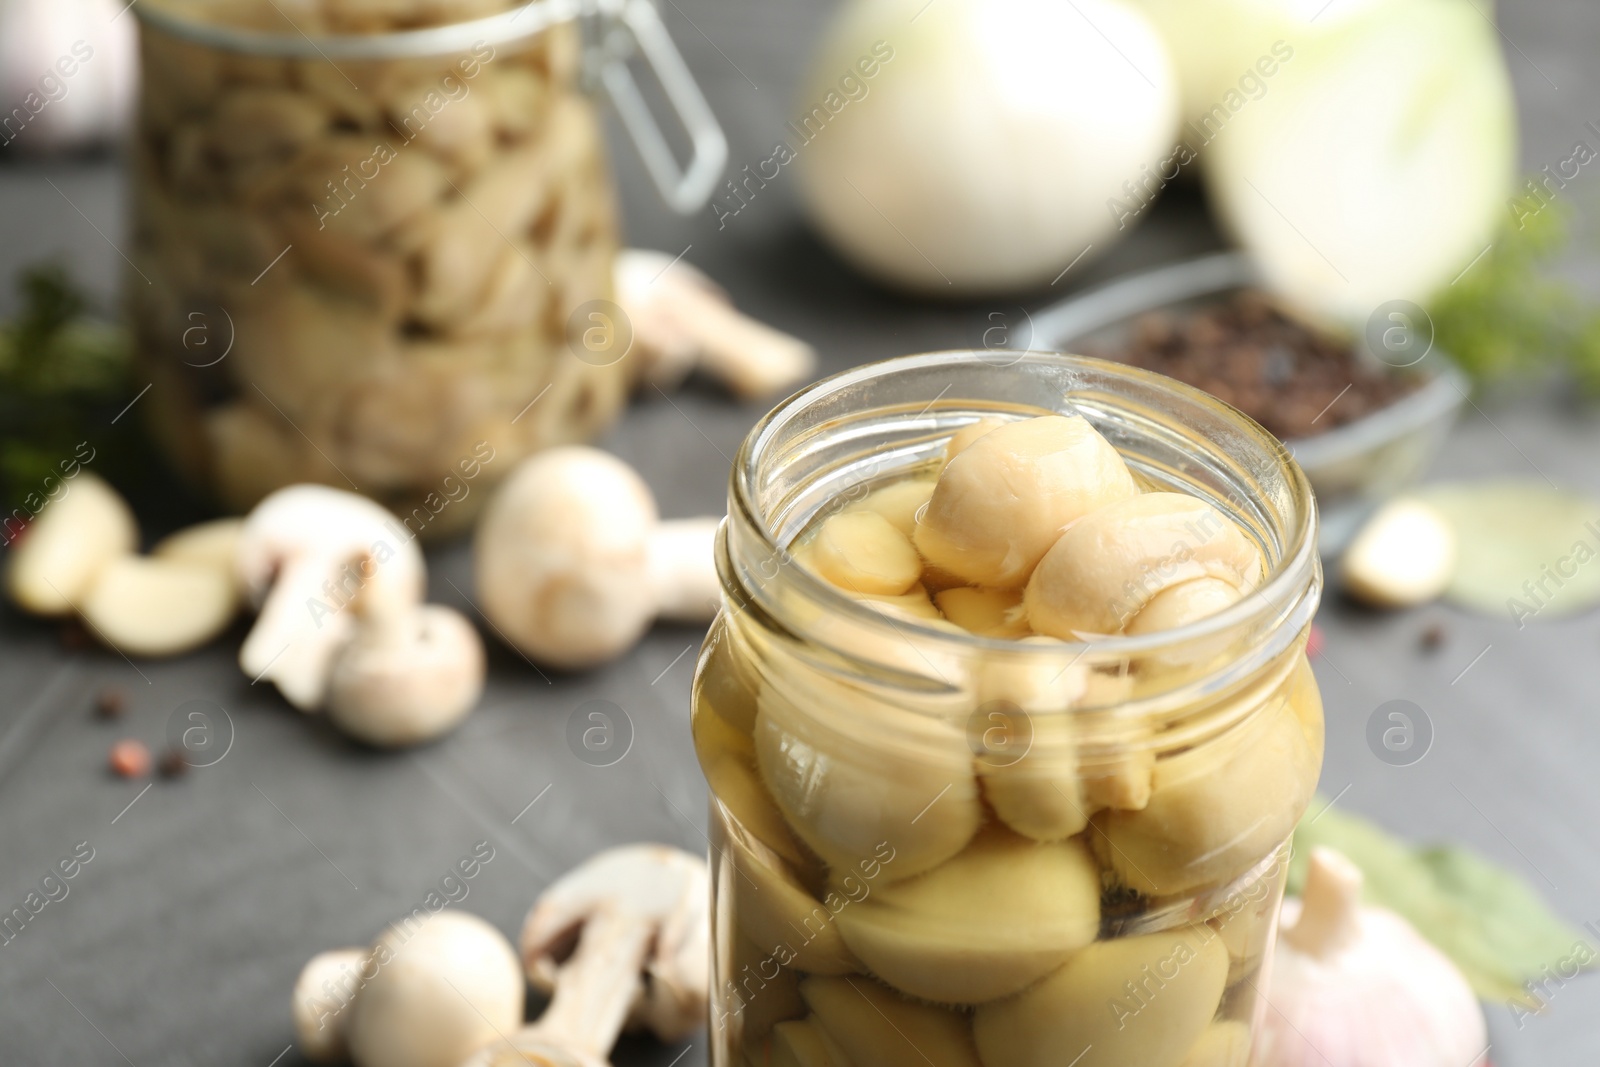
<box><xmin>833</xmin><ymin>826</ymin><xmax>1101</xmax><ymax>1004</ymax></box>
<box><xmin>915</xmin><ymin>415</ymin><xmax>1138</xmax><ymax>589</ymax></box>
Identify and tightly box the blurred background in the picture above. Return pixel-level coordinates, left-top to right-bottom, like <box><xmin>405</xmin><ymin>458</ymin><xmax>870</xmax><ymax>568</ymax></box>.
<box><xmin>0</xmin><ymin>0</ymin><xmax>1596</xmax><ymax>1063</ymax></box>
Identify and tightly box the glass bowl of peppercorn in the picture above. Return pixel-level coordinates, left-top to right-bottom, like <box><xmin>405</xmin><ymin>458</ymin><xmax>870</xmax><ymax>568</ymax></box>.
<box><xmin>1021</xmin><ymin>252</ymin><xmax>1467</xmax><ymax>554</ymax></box>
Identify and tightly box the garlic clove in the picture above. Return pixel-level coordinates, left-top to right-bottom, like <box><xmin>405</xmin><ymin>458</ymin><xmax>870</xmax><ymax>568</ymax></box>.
<box><xmin>850</xmin><ymin>478</ymin><xmax>936</xmax><ymax>539</ymax></box>
<box><xmin>833</xmin><ymin>826</ymin><xmax>1101</xmax><ymax>1004</ymax></box>
<box><xmin>80</xmin><ymin>557</ymin><xmax>240</xmax><ymax>657</ymax></box>
<box><xmin>972</xmin><ymin>926</ymin><xmax>1229</xmax><ymax>1067</ymax></box>
<box><xmin>770</xmin><ymin>1018</ymin><xmax>853</xmax><ymax>1067</ymax></box>
<box><xmin>915</xmin><ymin>416</ymin><xmax>1138</xmax><ymax>589</ymax></box>
<box><xmin>5</xmin><ymin>473</ymin><xmax>138</xmax><ymax>616</ymax></box>
<box><xmin>935</xmin><ymin>585</ymin><xmax>1029</xmax><ymax>638</ymax></box>
<box><xmin>1341</xmin><ymin>498</ymin><xmax>1456</xmax><ymax>609</ymax></box>
<box><xmin>802</xmin><ymin>974</ymin><xmax>983</xmax><ymax>1067</ymax></box>
<box><xmin>1025</xmin><ymin>492</ymin><xmax>1261</xmax><ymax>638</ymax></box>
<box><xmin>153</xmin><ymin>518</ymin><xmax>247</xmax><ymax>592</ymax></box>
<box><xmin>809</xmin><ymin>511</ymin><xmax>924</xmax><ymax>596</ymax></box>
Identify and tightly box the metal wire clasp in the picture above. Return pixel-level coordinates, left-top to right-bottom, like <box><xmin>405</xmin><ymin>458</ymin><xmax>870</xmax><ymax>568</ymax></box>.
<box><xmin>583</xmin><ymin>0</ymin><xmax>728</xmax><ymax>214</ymax></box>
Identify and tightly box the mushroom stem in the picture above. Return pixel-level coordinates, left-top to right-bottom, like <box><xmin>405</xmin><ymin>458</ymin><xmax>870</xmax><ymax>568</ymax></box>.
<box><xmin>1282</xmin><ymin>847</ymin><xmax>1365</xmax><ymax>960</ymax></box>
<box><xmin>350</xmin><ymin>551</ymin><xmax>411</xmax><ymax>646</ymax></box>
<box><xmin>647</xmin><ymin>517</ymin><xmax>723</xmax><ymax>623</ymax></box>
<box><xmin>535</xmin><ymin>911</ymin><xmax>657</xmax><ymax>1061</ymax></box>
<box><xmin>239</xmin><ymin>554</ymin><xmax>357</xmax><ymax>710</ymax></box>
<box><xmin>617</xmin><ymin>248</ymin><xmax>814</xmax><ymax>400</ymax></box>
<box><xmin>668</xmin><ymin>288</ymin><xmax>815</xmax><ymax>400</ymax></box>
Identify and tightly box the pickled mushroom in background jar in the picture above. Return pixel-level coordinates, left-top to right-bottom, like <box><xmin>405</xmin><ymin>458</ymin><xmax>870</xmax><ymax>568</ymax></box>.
<box><xmin>129</xmin><ymin>0</ymin><xmax>626</xmax><ymax>537</ymax></box>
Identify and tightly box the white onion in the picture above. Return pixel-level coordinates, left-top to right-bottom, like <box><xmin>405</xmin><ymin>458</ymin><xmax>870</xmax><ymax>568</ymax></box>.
<box><xmin>795</xmin><ymin>0</ymin><xmax>1180</xmax><ymax>295</ymax></box>
<box><xmin>1195</xmin><ymin>0</ymin><xmax>1516</xmax><ymax>326</ymax></box>
<box><xmin>0</xmin><ymin>0</ymin><xmax>136</xmax><ymax>154</ymax></box>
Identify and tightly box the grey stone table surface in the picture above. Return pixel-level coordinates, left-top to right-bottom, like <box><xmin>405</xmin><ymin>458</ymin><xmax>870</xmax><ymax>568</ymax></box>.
<box><xmin>1</xmin><ymin>0</ymin><xmax>1598</xmax><ymax>1063</ymax></box>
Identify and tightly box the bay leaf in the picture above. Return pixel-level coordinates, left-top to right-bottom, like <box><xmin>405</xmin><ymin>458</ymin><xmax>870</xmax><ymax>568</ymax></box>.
<box><xmin>1415</xmin><ymin>481</ymin><xmax>1600</xmax><ymax>621</ymax></box>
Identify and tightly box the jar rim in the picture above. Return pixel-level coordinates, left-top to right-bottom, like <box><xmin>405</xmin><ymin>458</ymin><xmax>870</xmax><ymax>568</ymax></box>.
<box><xmin>729</xmin><ymin>349</ymin><xmax>1321</xmax><ymax>664</ymax></box>
<box><xmin>134</xmin><ymin>0</ymin><xmax>575</xmax><ymax>58</ymax></box>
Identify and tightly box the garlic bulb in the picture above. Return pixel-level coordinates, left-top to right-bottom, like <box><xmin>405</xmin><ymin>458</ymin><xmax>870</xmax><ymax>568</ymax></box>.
<box><xmin>1257</xmin><ymin>847</ymin><xmax>1488</xmax><ymax>1067</ymax></box>
<box><xmin>0</xmin><ymin>0</ymin><xmax>136</xmax><ymax>154</ymax></box>
<box><xmin>794</xmin><ymin>0</ymin><xmax>1179</xmax><ymax>295</ymax></box>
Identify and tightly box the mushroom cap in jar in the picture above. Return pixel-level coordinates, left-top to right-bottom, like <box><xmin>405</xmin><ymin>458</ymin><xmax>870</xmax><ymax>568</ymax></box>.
<box><xmin>754</xmin><ymin>667</ymin><xmax>981</xmax><ymax>880</ymax></box>
<box><xmin>972</xmin><ymin>927</ymin><xmax>1229</xmax><ymax>1067</ymax></box>
<box><xmin>832</xmin><ymin>826</ymin><xmax>1101</xmax><ymax>1004</ymax></box>
<box><xmin>914</xmin><ymin>415</ymin><xmax>1137</xmax><ymax>590</ymax></box>
<box><xmin>1095</xmin><ymin>654</ymin><xmax>1323</xmax><ymax>897</ymax></box>
<box><xmin>1024</xmin><ymin>492</ymin><xmax>1261</xmax><ymax>639</ymax></box>
<box><xmin>474</xmin><ymin>446</ymin><xmax>658</xmax><ymax>669</ymax></box>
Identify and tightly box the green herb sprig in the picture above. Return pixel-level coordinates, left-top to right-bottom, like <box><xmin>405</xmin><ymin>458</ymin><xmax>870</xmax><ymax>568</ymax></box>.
<box><xmin>1430</xmin><ymin>191</ymin><xmax>1600</xmax><ymax>396</ymax></box>
<box><xmin>0</xmin><ymin>265</ymin><xmax>132</xmax><ymax>514</ymax></box>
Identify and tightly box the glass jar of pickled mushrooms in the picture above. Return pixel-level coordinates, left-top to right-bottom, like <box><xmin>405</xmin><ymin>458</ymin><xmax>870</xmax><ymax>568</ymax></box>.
<box><xmin>129</xmin><ymin>0</ymin><xmax>721</xmax><ymax>535</ymax></box>
<box><xmin>693</xmin><ymin>351</ymin><xmax>1323</xmax><ymax>1067</ymax></box>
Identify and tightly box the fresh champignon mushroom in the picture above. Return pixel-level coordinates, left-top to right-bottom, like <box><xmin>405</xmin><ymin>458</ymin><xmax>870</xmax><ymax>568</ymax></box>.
<box><xmin>292</xmin><ymin>946</ymin><xmax>366</xmax><ymax>1064</ymax></box>
<box><xmin>237</xmin><ymin>485</ymin><xmax>424</xmax><ymax>710</ymax></box>
<box><xmin>915</xmin><ymin>415</ymin><xmax>1138</xmax><ymax>589</ymax></box>
<box><xmin>474</xmin><ymin>447</ymin><xmax>721</xmax><ymax>670</ymax></box>
<box><xmin>5</xmin><ymin>473</ymin><xmax>137</xmax><ymax>616</ymax></box>
<box><xmin>1025</xmin><ymin>492</ymin><xmax>1261</xmax><ymax>638</ymax></box>
<box><xmin>973</xmin><ymin>928</ymin><xmax>1229</xmax><ymax>1067</ymax></box>
<box><xmin>324</xmin><ymin>567</ymin><xmax>486</xmax><ymax>747</ymax></box>
<box><xmin>472</xmin><ymin>845</ymin><xmax>708</xmax><ymax>1067</ymax></box>
<box><xmin>342</xmin><ymin>911</ymin><xmax>525</xmax><ymax>1067</ymax></box>
<box><xmin>616</xmin><ymin>248</ymin><xmax>815</xmax><ymax>400</ymax></box>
